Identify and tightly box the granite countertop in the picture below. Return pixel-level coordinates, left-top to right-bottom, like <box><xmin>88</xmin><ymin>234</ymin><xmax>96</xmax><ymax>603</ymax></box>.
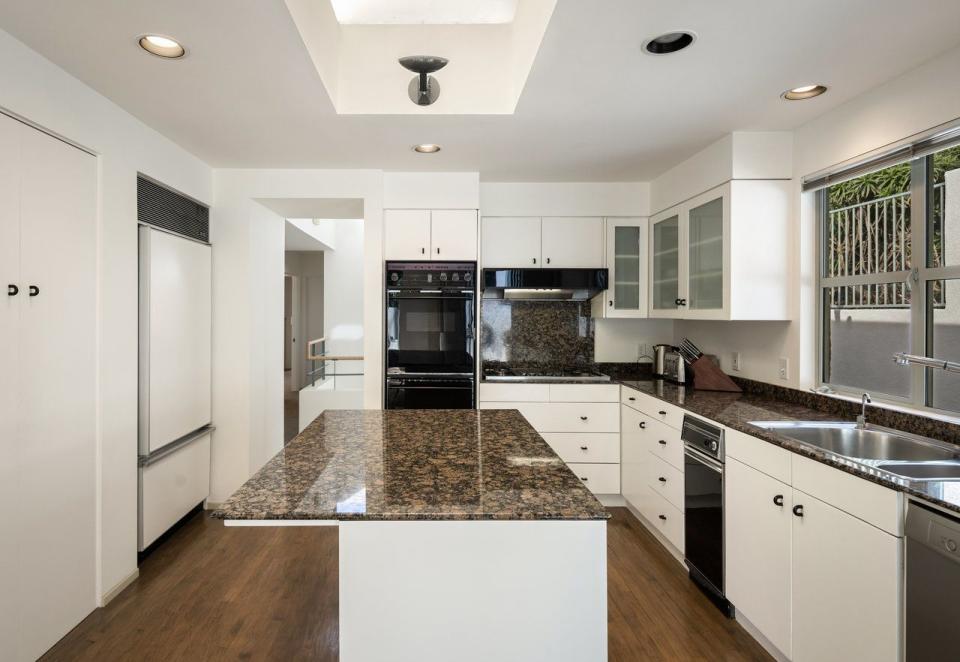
<box><xmin>618</xmin><ymin>379</ymin><xmax>960</xmax><ymax>515</ymax></box>
<box><xmin>213</xmin><ymin>409</ymin><xmax>610</xmax><ymax>522</ymax></box>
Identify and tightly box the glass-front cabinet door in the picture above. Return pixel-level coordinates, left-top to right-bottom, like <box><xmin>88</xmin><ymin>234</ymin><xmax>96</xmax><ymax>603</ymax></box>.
<box><xmin>650</xmin><ymin>210</ymin><xmax>682</xmax><ymax>317</ymax></box>
<box><xmin>685</xmin><ymin>186</ymin><xmax>729</xmax><ymax>318</ymax></box>
<box><xmin>601</xmin><ymin>217</ymin><xmax>648</xmax><ymax>318</ymax></box>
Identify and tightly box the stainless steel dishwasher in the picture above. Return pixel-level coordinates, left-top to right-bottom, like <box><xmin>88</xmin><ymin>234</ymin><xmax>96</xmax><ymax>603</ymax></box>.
<box><xmin>905</xmin><ymin>500</ymin><xmax>960</xmax><ymax>659</ymax></box>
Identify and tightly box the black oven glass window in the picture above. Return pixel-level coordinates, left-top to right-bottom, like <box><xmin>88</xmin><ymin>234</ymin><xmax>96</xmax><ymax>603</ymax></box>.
<box><xmin>387</xmin><ymin>295</ymin><xmax>475</xmax><ymax>373</ymax></box>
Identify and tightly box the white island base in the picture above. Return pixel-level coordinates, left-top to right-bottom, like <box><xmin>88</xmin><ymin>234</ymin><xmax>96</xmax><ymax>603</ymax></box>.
<box><xmin>229</xmin><ymin>518</ymin><xmax>608</xmax><ymax>662</ymax></box>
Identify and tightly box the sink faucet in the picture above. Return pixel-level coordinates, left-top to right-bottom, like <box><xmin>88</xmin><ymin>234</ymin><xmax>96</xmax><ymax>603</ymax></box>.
<box><xmin>857</xmin><ymin>393</ymin><xmax>872</xmax><ymax>428</ymax></box>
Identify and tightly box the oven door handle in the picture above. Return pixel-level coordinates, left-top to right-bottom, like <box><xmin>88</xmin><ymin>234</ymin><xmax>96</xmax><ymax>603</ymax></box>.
<box><xmin>683</xmin><ymin>445</ymin><xmax>723</xmax><ymax>473</ymax></box>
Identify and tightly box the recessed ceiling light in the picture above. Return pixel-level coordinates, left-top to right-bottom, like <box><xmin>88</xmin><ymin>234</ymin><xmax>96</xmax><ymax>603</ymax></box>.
<box><xmin>782</xmin><ymin>84</ymin><xmax>828</xmax><ymax>100</ymax></box>
<box><xmin>642</xmin><ymin>31</ymin><xmax>696</xmax><ymax>55</ymax></box>
<box><xmin>138</xmin><ymin>34</ymin><xmax>186</xmax><ymax>59</ymax></box>
<box><xmin>413</xmin><ymin>144</ymin><xmax>441</xmax><ymax>154</ymax></box>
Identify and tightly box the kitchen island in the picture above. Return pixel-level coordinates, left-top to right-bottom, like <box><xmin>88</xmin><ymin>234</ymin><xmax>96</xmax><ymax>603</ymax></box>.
<box><xmin>214</xmin><ymin>409</ymin><xmax>609</xmax><ymax>662</ymax></box>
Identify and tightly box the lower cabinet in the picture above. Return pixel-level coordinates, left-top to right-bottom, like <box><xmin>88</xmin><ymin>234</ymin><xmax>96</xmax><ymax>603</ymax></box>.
<box><xmin>726</xmin><ymin>436</ymin><xmax>903</xmax><ymax>662</ymax></box>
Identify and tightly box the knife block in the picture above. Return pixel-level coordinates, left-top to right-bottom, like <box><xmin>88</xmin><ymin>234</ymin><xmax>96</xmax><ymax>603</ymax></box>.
<box><xmin>690</xmin><ymin>355</ymin><xmax>742</xmax><ymax>392</ymax></box>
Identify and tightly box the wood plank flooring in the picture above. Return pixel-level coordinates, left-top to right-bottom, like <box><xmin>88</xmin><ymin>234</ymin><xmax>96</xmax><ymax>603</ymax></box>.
<box><xmin>42</xmin><ymin>508</ymin><xmax>771</xmax><ymax>661</ymax></box>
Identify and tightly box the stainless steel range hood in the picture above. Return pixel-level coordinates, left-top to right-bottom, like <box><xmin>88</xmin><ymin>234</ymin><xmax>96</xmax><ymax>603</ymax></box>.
<box><xmin>481</xmin><ymin>268</ymin><xmax>608</xmax><ymax>301</ymax></box>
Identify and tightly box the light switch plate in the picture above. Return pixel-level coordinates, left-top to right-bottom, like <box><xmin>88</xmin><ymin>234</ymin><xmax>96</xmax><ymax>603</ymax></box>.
<box><xmin>732</xmin><ymin>352</ymin><xmax>741</xmax><ymax>372</ymax></box>
<box><xmin>778</xmin><ymin>357</ymin><xmax>789</xmax><ymax>380</ymax></box>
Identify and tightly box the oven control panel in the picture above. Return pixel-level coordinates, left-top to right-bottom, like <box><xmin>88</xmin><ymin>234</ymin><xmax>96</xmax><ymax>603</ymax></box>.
<box><xmin>386</xmin><ymin>262</ymin><xmax>476</xmax><ymax>290</ymax></box>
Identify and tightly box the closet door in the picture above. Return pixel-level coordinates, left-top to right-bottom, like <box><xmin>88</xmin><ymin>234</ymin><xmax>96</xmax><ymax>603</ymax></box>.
<box><xmin>0</xmin><ymin>113</ymin><xmax>22</xmax><ymax>662</ymax></box>
<box><xmin>17</xmin><ymin>123</ymin><xmax>97</xmax><ymax>661</ymax></box>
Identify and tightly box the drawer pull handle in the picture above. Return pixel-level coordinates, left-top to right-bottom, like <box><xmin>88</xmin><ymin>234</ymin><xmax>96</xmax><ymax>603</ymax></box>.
<box><xmin>793</xmin><ymin>504</ymin><xmax>804</xmax><ymax>518</ymax></box>
<box><xmin>658</xmin><ymin>410</ymin><xmax>667</xmax><ymax>416</ymax></box>
<box><xmin>639</xmin><ymin>422</ymin><xmax>646</xmax><ymax>429</ymax></box>
<box><xmin>658</xmin><ymin>476</ymin><xmax>666</xmax><ymax>483</ymax></box>
<box><xmin>658</xmin><ymin>440</ymin><xmax>667</xmax><ymax>446</ymax></box>
<box><xmin>580</xmin><ymin>477</ymin><xmax>588</xmax><ymax>482</ymax></box>
<box><xmin>580</xmin><ymin>445</ymin><xmax>588</xmax><ymax>451</ymax></box>
<box><xmin>579</xmin><ymin>416</ymin><xmax>588</xmax><ymax>420</ymax></box>
<box><xmin>773</xmin><ymin>494</ymin><xmax>784</xmax><ymax>507</ymax></box>
<box><xmin>628</xmin><ymin>397</ymin><xmax>636</xmax><ymax>401</ymax></box>
<box><xmin>658</xmin><ymin>514</ymin><xmax>667</xmax><ymax>521</ymax></box>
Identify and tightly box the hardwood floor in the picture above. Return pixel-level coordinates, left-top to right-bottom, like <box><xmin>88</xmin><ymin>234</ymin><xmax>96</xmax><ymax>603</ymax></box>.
<box><xmin>43</xmin><ymin>508</ymin><xmax>771</xmax><ymax>661</ymax></box>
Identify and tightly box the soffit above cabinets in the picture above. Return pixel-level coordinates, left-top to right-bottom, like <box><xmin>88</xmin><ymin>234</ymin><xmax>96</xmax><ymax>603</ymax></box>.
<box><xmin>284</xmin><ymin>0</ymin><xmax>556</xmax><ymax>115</ymax></box>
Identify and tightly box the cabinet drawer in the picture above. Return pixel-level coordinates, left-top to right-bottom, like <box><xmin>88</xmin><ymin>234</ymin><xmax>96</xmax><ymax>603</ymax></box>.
<box><xmin>644</xmin><ymin>417</ymin><xmax>685</xmax><ymax>471</ymax></box>
<box><xmin>567</xmin><ymin>462</ymin><xmax>620</xmax><ymax>495</ymax></box>
<box><xmin>508</xmin><ymin>402</ymin><xmax>620</xmax><ymax>433</ymax></box>
<box><xmin>549</xmin><ymin>383</ymin><xmax>620</xmax><ymax>403</ymax></box>
<box><xmin>647</xmin><ymin>453</ymin><xmax>684</xmax><ymax>512</ymax></box>
<box><xmin>541</xmin><ymin>433</ymin><xmax>620</xmax><ymax>464</ymax></box>
<box><xmin>478</xmin><ymin>383</ymin><xmax>549</xmax><ymax>402</ymax></box>
<box><xmin>725</xmin><ymin>427</ymin><xmax>792</xmax><ymax>485</ymax></box>
<box><xmin>621</xmin><ymin>387</ymin><xmax>683</xmax><ymax>430</ymax></box>
<box><xmin>792</xmin><ymin>454</ymin><xmax>903</xmax><ymax>536</ymax></box>
<box><xmin>639</xmin><ymin>487</ymin><xmax>684</xmax><ymax>552</ymax></box>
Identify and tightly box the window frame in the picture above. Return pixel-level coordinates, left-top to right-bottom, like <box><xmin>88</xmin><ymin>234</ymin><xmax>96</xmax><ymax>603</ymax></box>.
<box><xmin>816</xmin><ymin>145</ymin><xmax>960</xmax><ymax>413</ymax></box>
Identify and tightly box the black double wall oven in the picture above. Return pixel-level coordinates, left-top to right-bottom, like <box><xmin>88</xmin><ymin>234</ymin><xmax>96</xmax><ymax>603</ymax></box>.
<box><xmin>385</xmin><ymin>262</ymin><xmax>476</xmax><ymax>409</ymax></box>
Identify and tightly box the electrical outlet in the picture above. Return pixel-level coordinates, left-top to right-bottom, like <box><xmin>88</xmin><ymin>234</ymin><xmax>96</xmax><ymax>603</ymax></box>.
<box><xmin>778</xmin><ymin>357</ymin><xmax>789</xmax><ymax>380</ymax></box>
<box><xmin>731</xmin><ymin>352</ymin><xmax>741</xmax><ymax>372</ymax></box>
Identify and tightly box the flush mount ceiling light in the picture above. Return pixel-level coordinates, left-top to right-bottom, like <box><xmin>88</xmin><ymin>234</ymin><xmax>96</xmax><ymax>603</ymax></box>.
<box><xmin>782</xmin><ymin>84</ymin><xmax>828</xmax><ymax>100</ymax></box>
<box><xmin>399</xmin><ymin>55</ymin><xmax>448</xmax><ymax>106</ymax></box>
<box><xmin>138</xmin><ymin>34</ymin><xmax>186</xmax><ymax>59</ymax></box>
<box><xmin>413</xmin><ymin>143</ymin><xmax>441</xmax><ymax>154</ymax></box>
<box><xmin>642</xmin><ymin>31</ymin><xmax>696</xmax><ymax>55</ymax></box>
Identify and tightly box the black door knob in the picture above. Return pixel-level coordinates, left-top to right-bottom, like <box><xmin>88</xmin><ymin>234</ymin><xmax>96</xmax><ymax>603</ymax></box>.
<box><xmin>680</xmin><ymin>298</ymin><xmax>687</xmax><ymax>306</ymax></box>
<box><xmin>658</xmin><ymin>440</ymin><xmax>667</xmax><ymax>445</ymax></box>
<box><xmin>658</xmin><ymin>514</ymin><xmax>667</xmax><ymax>521</ymax></box>
<box><xmin>773</xmin><ymin>494</ymin><xmax>784</xmax><ymax>507</ymax></box>
<box><xmin>7</xmin><ymin>284</ymin><xmax>18</xmax><ymax>296</ymax></box>
<box><xmin>639</xmin><ymin>422</ymin><xmax>646</xmax><ymax>429</ymax></box>
<box><xmin>658</xmin><ymin>410</ymin><xmax>667</xmax><ymax>415</ymax></box>
<box><xmin>28</xmin><ymin>285</ymin><xmax>39</xmax><ymax>297</ymax></box>
<box><xmin>436</xmin><ymin>247</ymin><xmax>440</xmax><ymax>254</ymax></box>
<box><xmin>675</xmin><ymin>298</ymin><xmax>682</xmax><ymax>306</ymax></box>
<box><xmin>658</xmin><ymin>476</ymin><xmax>667</xmax><ymax>483</ymax></box>
<box><xmin>792</xmin><ymin>504</ymin><xmax>804</xmax><ymax>517</ymax></box>
<box><xmin>579</xmin><ymin>416</ymin><xmax>588</xmax><ymax>421</ymax></box>
<box><xmin>608</xmin><ymin>300</ymin><xmax>613</xmax><ymax>307</ymax></box>
<box><xmin>532</xmin><ymin>258</ymin><xmax>537</xmax><ymax>264</ymax></box>
<box><xmin>580</xmin><ymin>445</ymin><xmax>588</xmax><ymax>451</ymax></box>
<box><xmin>421</xmin><ymin>247</ymin><xmax>425</xmax><ymax>254</ymax></box>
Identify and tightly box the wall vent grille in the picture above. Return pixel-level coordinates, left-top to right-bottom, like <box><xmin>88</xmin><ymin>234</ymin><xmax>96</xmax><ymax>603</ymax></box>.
<box><xmin>137</xmin><ymin>176</ymin><xmax>209</xmax><ymax>242</ymax></box>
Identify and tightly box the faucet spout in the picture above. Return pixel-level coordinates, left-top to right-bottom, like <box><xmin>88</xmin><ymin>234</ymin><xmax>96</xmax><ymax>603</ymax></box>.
<box><xmin>857</xmin><ymin>393</ymin><xmax>872</xmax><ymax>428</ymax></box>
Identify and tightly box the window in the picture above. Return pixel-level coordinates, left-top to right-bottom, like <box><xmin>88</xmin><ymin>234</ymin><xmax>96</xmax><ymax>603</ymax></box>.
<box><xmin>818</xmin><ymin>140</ymin><xmax>960</xmax><ymax>412</ymax></box>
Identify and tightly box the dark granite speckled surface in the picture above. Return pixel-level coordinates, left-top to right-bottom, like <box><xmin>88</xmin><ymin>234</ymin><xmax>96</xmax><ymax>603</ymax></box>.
<box><xmin>619</xmin><ymin>378</ymin><xmax>960</xmax><ymax>515</ymax></box>
<box><xmin>213</xmin><ymin>409</ymin><xmax>610</xmax><ymax>522</ymax></box>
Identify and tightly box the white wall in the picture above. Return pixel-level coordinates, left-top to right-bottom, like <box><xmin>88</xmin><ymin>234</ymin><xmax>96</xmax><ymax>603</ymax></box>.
<box><xmin>594</xmin><ymin>319</ymin><xmax>674</xmax><ymax>363</ymax></box>
<box><xmin>385</xmin><ymin>171</ymin><xmax>480</xmax><ymax>209</ymax></box>
<box><xmin>285</xmin><ymin>250</ymin><xmax>325</xmax><ymax>389</ymax></box>
<box><xmin>480</xmin><ymin>182</ymin><xmax>649</xmax><ymax>217</ymax></box>
<box><xmin>0</xmin><ymin>28</ymin><xmax>212</xmax><ymax>603</ymax></box>
<box><xmin>674</xmin><ymin>45</ymin><xmax>960</xmax><ymax>389</ymax></box>
<box><xmin>319</xmin><ymin>219</ymin><xmax>365</xmax><ymax>387</ymax></box>
<box><xmin>209</xmin><ymin>170</ymin><xmax>383</xmax><ymax>503</ymax></box>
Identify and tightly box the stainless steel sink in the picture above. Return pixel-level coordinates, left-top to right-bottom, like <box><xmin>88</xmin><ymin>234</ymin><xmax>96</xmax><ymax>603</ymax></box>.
<box><xmin>878</xmin><ymin>463</ymin><xmax>960</xmax><ymax>481</ymax></box>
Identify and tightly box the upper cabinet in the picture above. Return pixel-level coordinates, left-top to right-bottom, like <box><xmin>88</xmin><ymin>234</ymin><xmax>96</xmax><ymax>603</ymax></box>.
<box><xmin>384</xmin><ymin>209</ymin><xmax>478</xmax><ymax>261</ymax></box>
<box><xmin>648</xmin><ymin>180</ymin><xmax>790</xmax><ymax>320</ymax></box>
<box><xmin>481</xmin><ymin>216</ymin><xmax>604</xmax><ymax>268</ymax></box>
<box><xmin>541</xmin><ymin>217</ymin><xmax>604</xmax><ymax>267</ymax></box>
<box><xmin>593</xmin><ymin>217</ymin><xmax>648</xmax><ymax>319</ymax></box>
<box><xmin>481</xmin><ymin>216</ymin><xmax>541</xmax><ymax>267</ymax></box>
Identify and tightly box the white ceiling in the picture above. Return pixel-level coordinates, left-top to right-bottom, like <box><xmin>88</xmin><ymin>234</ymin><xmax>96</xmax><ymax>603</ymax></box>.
<box><xmin>2</xmin><ymin>0</ymin><xmax>959</xmax><ymax>180</ymax></box>
<box><xmin>329</xmin><ymin>0</ymin><xmax>519</xmax><ymax>25</ymax></box>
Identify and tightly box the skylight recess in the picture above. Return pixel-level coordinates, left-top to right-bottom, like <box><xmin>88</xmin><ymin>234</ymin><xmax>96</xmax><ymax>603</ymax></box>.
<box><xmin>330</xmin><ymin>0</ymin><xmax>518</xmax><ymax>25</ymax></box>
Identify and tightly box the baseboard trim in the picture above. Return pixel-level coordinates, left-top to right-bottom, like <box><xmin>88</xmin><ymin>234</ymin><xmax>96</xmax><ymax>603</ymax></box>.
<box><xmin>100</xmin><ymin>568</ymin><xmax>139</xmax><ymax>607</ymax></box>
<box><xmin>734</xmin><ymin>612</ymin><xmax>790</xmax><ymax>662</ymax></box>
<box><xmin>597</xmin><ymin>494</ymin><xmax>625</xmax><ymax>507</ymax></box>
<box><xmin>622</xmin><ymin>500</ymin><xmax>685</xmax><ymax>567</ymax></box>
<box><xmin>203</xmin><ymin>499</ymin><xmax>224</xmax><ymax>510</ymax></box>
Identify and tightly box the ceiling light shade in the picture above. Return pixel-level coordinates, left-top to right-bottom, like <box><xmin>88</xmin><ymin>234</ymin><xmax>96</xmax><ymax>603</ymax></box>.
<box><xmin>138</xmin><ymin>34</ymin><xmax>185</xmax><ymax>59</ymax></box>
<box><xmin>400</xmin><ymin>56</ymin><xmax>449</xmax><ymax>106</ymax></box>
<box><xmin>782</xmin><ymin>84</ymin><xmax>828</xmax><ymax>100</ymax></box>
<box><xmin>413</xmin><ymin>144</ymin><xmax>441</xmax><ymax>153</ymax></box>
<box><xmin>642</xmin><ymin>31</ymin><xmax>696</xmax><ymax>55</ymax></box>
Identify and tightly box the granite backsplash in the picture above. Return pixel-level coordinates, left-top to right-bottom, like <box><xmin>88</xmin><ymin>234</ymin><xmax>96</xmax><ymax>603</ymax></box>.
<box><xmin>480</xmin><ymin>299</ymin><xmax>595</xmax><ymax>366</ymax></box>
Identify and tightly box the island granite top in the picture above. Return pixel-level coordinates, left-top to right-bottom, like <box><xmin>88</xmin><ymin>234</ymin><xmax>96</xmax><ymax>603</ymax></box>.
<box><xmin>213</xmin><ymin>409</ymin><xmax>610</xmax><ymax>522</ymax></box>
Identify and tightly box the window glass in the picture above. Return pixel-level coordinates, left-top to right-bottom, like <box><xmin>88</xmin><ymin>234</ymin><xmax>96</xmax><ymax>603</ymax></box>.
<box><xmin>928</xmin><ymin>279</ymin><xmax>960</xmax><ymax>411</ymax></box>
<box><xmin>823</xmin><ymin>285</ymin><xmax>911</xmax><ymax>399</ymax></box>
<box><xmin>825</xmin><ymin>163</ymin><xmax>912</xmax><ymax>279</ymax></box>
<box><xmin>688</xmin><ymin>197</ymin><xmax>724</xmax><ymax>310</ymax></box>
<box><xmin>652</xmin><ymin>216</ymin><xmax>679</xmax><ymax>309</ymax></box>
<box><xmin>930</xmin><ymin>144</ymin><xmax>960</xmax><ymax>268</ymax></box>
<box><xmin>613</xmin><ymin>226</ymin><xmax>640</xmax><ymax>309</ymax></box>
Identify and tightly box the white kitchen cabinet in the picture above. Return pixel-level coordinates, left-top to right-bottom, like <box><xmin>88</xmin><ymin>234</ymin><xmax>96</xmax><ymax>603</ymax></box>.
<box><xmin>648</xmin><ymin>180</ymin><xmax>790</xmax><ymax>320</ymax></box>
<box><xmin>481</xmin><ymin>216</ymin><xmax>541</xmax><ymax>267</ymax></box>
<box><xmin>384</xmin><ymin>209</ymin><xmax>432</xmax><ymax>260</ymax></box>
<box><xmin>791</xmin><ymin>491</ymin><xmax>901</xmax><ymax>662</ymax></box>
<box><xmin>480</xmin><ymin>216</ymin><xmax>604</xmax><ymax>269</ymax></box>
<box><xmin>430</xmin><ymin>209</ymin><xmax>478</xmax><ymax>260</ymax></box>
<box><xmin>725</xmin><ymin>457</ymin><xmax>792</xmax><ymax>658</ymax></box>
<box><xmin>620</xmin><ymin>405</ymin><xmax>648</xmax><ymax>509</ymax></box>
<box><xmin>1</xmin><ymin>114</ymin><xmax>97</xmax><ymax>662</ymax></box>
<box><xmin>540</xmin><ymin>217</ymin><xmax>604</xmax><ymax>267</ymax></box>
<box><xmin>593</xmin><ymin>217</ymin><xmax>649</xmax><ymax>318</ymax></box>
<box><xmin>385</xmin><ymin>209</ymin><xmax>478</xmax><ymax>261</ymax></box>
